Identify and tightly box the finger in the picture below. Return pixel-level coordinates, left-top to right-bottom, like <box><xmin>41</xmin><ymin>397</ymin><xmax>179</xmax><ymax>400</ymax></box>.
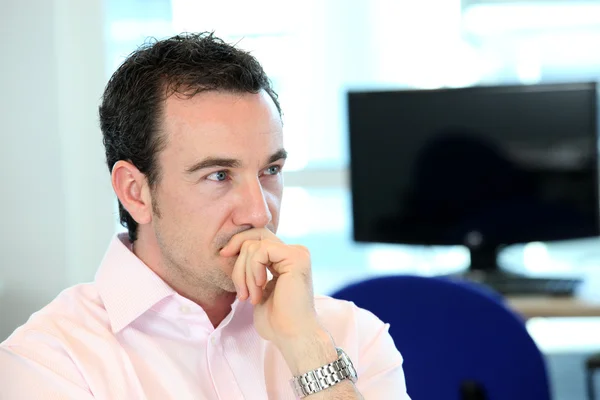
<box><xmin>246</xmin><ymin>243</ymin><xmax>269</xmax><ymax>305</ymax></box>
<box><xmin>245</xmin><ymin>241</ymin><xmax>264</xmax><ymax>305</ymax></box>
<box><xmin>232</xmin><ymin>240</ymin><xmax>253</xmax><ymax>300</ymax></box>
<box><xmin>260</xmin><ymin>243</ymin><xmax>311</xmax><ymax>277</ymax></box>
<box><xmin>220</xmin><ymin>228</ymin><xmax>279</xmax><ymax>257</ymax></box>
<box><xmin>251</xmin><ymin>244</ymin><xmax>269</xmax><ymax>288</ymax></box>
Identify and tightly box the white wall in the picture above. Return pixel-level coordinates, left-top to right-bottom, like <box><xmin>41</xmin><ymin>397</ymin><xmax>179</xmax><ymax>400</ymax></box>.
<box><xmin>0</xmin><ymin>0</ymin><xmax>115</xmax><ymax>340</ymax></box>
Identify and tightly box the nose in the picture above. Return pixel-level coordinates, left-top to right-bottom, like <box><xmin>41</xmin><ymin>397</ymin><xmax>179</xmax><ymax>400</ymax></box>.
<box><xmin>233</xmin><ymin>177</ymin><xmax>272</xmax><ymax>229</ymax></box>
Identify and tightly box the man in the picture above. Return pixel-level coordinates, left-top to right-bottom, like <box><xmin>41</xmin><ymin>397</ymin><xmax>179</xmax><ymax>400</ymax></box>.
<box><xmin>0</xmin><ymin>32</ymin><xmax>410</xmax><ymax>399</ymax></box>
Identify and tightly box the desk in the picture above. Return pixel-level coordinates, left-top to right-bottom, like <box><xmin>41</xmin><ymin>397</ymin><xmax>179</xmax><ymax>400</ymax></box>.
<box><xmin>508</xmin><ymin>296</ymin><xmax>600</xmax><ymax>319</ymax></box>
<box><xmin>504</xmin><ymin>271</ymin><xmax>600</xmax><ymax>319</ymax></box>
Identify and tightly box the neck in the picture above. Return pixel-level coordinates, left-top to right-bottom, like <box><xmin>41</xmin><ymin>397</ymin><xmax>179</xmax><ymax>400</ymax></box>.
<box><xmin>179</xmin><ymin>287</ymin><xmax>237</xmax><ymax>328</ymax></box>
<box><xmin>132</xmin><ymin>229</ymin><xmax>237</xmax><ymax>328</ymax></box>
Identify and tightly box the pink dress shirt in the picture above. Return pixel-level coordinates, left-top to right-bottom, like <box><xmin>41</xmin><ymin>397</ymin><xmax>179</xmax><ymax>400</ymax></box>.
<box><xmin>0</xmin><ymin>234</ymin><xmax>410</xmax><ymax>399</ymax></box>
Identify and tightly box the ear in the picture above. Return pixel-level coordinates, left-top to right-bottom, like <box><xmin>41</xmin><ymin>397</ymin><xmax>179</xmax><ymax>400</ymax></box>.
<box><xmin>111</xmin><ymin>160</ymin><xmax>153</xmax><ymax>225</ymax></box>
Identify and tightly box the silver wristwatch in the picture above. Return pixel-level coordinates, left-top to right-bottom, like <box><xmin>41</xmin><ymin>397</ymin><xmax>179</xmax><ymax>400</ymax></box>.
<box><xmin>290</xmin><ymin>348</ymin><xmax>358</xmax><ymax>398</ymax></box>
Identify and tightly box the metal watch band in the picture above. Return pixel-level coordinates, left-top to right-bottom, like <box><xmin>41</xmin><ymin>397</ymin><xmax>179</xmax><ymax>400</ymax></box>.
<box><xmin>290</xmin><ymin>348</ymin><xmax>358</xmax><ymax>398</ymax></box>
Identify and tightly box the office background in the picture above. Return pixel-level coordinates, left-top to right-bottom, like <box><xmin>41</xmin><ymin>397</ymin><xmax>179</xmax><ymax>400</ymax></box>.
<box><xmin>3</xmin><ymin>0</ymin><xmax>600</xmax><ymax>398</ymax></box>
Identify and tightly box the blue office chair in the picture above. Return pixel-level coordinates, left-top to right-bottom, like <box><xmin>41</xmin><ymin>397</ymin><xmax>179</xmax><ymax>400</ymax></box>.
<box><xmin>331</xmin><ymin>275</ymin><xmax>551</xmax><ymax>400</ymax></box>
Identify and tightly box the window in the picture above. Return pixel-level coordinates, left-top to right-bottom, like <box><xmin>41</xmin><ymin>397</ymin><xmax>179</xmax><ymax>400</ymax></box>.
<box><xmin>105</xmin><ymin>0</ymin><xmax>600</xmax><ymax>295</ymax></box>
<box><xmin>463</xmin><ymin>2</ymin><xmax>600</xmax><ymax>85</ymax></box>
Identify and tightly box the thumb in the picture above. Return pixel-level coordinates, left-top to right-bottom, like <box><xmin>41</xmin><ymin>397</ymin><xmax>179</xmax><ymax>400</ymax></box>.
<box><xmin>260</xmin><ymin>278</ymin><xmax>277</xmax><ymax>305</ymax></box>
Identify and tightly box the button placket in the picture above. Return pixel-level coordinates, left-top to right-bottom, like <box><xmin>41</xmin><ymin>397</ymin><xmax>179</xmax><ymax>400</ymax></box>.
<box><xmin>206</xmin><ymin>332</ymin><xmax>244</xmax><ymax>399</ymax></box>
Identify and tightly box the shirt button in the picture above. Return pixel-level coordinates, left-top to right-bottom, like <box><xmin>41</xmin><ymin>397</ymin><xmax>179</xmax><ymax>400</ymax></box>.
<box><xmin>211</xmin><ymin>336</ymin><xmax>217</xmax><ymax>345</ymax></box>
<box><xmin>179</xmin><ymin>305</ymin><xmax>191</xmax><ymax>314</ymax></box>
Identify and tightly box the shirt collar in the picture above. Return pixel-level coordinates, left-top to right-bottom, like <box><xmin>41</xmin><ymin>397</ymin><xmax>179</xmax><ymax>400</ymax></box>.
<box><xmin>95</xmin><ymin>233</ymin><xmax>250</xmax><ymax>334</ymax></box>
<box><xmin>95</xmin><ymin>233</ymin><xmax>175</xmax><ymax>333</ymax></box>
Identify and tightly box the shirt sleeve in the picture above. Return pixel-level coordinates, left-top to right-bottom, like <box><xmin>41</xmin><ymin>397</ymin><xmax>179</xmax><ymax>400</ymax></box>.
<box><xmin>352</xmin><ymin>304</ymin><xmax>412</xmax><ymax>400</ymax></box>
<box><xmin>0</xmin><ymin>331</ymin><xmax>95</xmax><ymax>400</ymax></box>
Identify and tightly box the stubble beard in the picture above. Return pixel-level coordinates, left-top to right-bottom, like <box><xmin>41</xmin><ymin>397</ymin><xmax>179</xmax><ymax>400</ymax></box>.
<box><xmin>151</xmin><ymin>191</ymin><xmax>237</xmax><ymax>296</ymax></box>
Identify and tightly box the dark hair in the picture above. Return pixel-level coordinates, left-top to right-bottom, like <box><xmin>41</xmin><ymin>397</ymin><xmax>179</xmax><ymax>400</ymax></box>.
<box><xmin>99</xmin><ymin>32</ymin><xmax>281</xmax><ymax>242</ymax></box>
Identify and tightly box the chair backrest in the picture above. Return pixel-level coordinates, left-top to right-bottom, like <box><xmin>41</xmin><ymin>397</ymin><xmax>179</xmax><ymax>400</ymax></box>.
<box><xmin>331</xmin><ymin>275</ymin><xmax>551</xmax><ymax>400</ymax></box>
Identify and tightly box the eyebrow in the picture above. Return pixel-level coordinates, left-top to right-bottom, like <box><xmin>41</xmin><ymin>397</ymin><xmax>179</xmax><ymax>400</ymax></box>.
<box><xmin>267</xmin><ymin>149</ymin><xmax>288</xmax><ymax>164</ymax></box>
<box><xmin>185</xmin><ymin>148</ymin><xmax>288</xmax><ymax>174</ymax></box>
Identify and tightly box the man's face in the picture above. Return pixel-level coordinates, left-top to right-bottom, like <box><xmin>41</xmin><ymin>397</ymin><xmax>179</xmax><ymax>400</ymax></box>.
<box><xmin>147</xmin><ymin>90</ymin><xmax>285</xmax><ymax>294</ymax></box>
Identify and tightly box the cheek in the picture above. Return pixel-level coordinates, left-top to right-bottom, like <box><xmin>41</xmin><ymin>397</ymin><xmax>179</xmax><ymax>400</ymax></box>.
<box><xmin>154</xmin><ymin>176</ymin><xmax>189</xmax><ymax>212</ymax></box>
<box><xmin>265</xmin><ymin>183</ymin><xmax>283</xmax><ymax>220</ymax></box>
<box><xmin>198</xmin><ymin>191</ymin><xmax>239</xmax><ymax>231</ymax></box>
<box><xmin>161</xmin><ymin>183</ymin><xmax>230</xmax><ymax>228</ymax></box>
<box><xmin>210</xmin><ymin>199</ymin><xmax>236</xmax><ymax>220</ymax></box>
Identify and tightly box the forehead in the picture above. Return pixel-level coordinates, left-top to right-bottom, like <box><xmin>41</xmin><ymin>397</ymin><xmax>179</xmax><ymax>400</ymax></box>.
<box><xmin>160</xmin><ymin>90</ymin><xmax>283</xmax><ymax>161</ymax></box>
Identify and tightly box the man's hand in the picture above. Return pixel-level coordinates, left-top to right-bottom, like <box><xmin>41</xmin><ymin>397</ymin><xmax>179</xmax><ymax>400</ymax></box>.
<box><xmin>220</xmin><ymin>229</ymin><xmax>364</xmax><ymax>398</ymax></box>
<box><xmin>220</xmin><ymin>228</ymin><xmax>340</xmax><ymax>375</ymax></box>
<box><xmin>220</xmin><ymin>228</ymin><xmax>322</xmax><ymax>346</ymax></box>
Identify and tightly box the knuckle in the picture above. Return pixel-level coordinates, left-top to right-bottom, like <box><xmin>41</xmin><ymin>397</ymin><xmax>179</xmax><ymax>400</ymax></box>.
<box><xmin>293</xmin><ymin>245</ymin><xmax>311</xmax><ymax>257</ymax></box>
<box><xmin>241</xmin><ymin>240</ymin><xmax>252</xmax><ymax>251</ymax></box>
<box><xmin>248</xmin><ymin>241</ymin><xmax>261</xmax><ymax>253</ymax></box>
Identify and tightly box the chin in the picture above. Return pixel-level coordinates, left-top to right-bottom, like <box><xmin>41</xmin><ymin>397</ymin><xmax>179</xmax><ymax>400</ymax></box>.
<box><xmin>216</xmin><ymin>275</ymin><xmax>236</xmax><ymax>293</ymax></box>
<box><xmin>215</xmin><ymin>257</ymin><xmax>236</xmax><ymax>281</ymax></box>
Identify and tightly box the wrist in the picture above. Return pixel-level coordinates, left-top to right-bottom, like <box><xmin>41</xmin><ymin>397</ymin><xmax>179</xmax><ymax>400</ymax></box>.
<box><xmin>276</xmin><ymin>326</ymin><xmax>338</xmax><ymax>376</ymax></box>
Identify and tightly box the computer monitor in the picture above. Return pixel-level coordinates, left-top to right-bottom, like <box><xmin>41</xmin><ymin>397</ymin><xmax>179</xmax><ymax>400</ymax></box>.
<box><xmin>348</xmin><ymin>82</ymin><xmax>600</xmax><ymax>275</ymax></box>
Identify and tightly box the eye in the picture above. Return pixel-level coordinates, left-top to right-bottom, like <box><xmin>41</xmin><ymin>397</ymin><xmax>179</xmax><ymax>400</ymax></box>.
<box><xmin>207</xmin><ymin>170</ymin><xmax>229</xmax><ymax>182</ymax></box>
<box><xmin>264</xmin><ymin>165</ymin><xmax>282</xmax><ymax>176</ymax></box>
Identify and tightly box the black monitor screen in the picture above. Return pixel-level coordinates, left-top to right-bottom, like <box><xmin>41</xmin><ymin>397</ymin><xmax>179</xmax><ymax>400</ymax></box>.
<box><xmin>348</xmin><ymin>83</ymin><xmax>600</xmax><ymax>250</ymax></box>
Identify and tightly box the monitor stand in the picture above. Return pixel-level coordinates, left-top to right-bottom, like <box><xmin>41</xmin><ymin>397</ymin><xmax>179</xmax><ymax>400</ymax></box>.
<box><xmin>462</xmin><ymin>247</ymin><xmax>508</xmax><ymax>284</ymax></box>
<box><xmin>449</xmin><ymin>246</ymin><xmax>581</xmax><ymax>297</ymax></box>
